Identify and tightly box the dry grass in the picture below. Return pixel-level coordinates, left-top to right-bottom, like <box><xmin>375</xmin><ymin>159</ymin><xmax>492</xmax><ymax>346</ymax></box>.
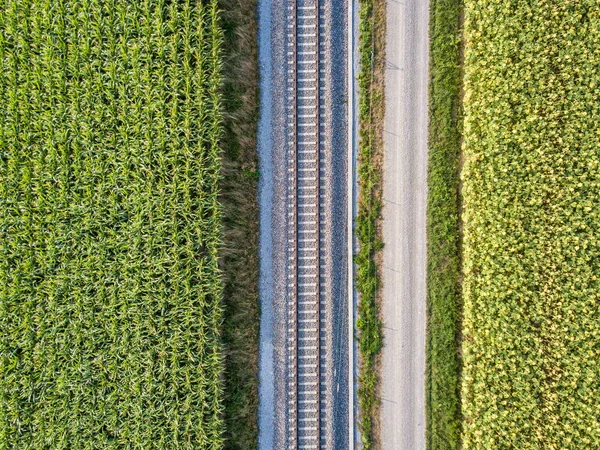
<box><xmin>218</xmin><ymin>0</ymin><xmax>260</xmax><ymax>448</ymax></box>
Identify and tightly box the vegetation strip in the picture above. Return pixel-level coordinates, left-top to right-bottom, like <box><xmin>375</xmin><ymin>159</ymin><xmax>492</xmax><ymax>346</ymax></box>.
<box><xmin>355</xmin><ymin>0</ymin><xmax>385</xmax><ymax>446</ymax></box>
<box><xmin>0</xmin><ymin>1</ymin><xmax>226</xmax><ymax>447</ymax></box>
<box><xmin>425</xmin><ymin>0</ymin><xmax>463</xmax><ymax>448</ymax></box>
<box><xmin>218</xmin><ymin>0</ymin><xmax>260</xmax><ymax>447</ymax></box>
<box><xmin>461</xmin><ymin>1</ymin><xmax>600</xmax><ymax>447</ymax></box>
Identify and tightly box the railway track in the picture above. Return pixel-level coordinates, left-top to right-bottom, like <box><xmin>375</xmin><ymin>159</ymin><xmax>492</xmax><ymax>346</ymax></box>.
<box><xmin>285</xmin><ymin>0</ymin><xmax>328</xmax><ymax>448</ymax></box>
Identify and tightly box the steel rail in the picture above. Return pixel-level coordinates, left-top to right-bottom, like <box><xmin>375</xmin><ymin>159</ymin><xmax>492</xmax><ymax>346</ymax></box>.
<box><xmin>313</xmin><ymin>0</ymin><xmax>322</xmax><ymax>446</ymax></box>
<box><xmin>286</xmin><ymin>0</ymin><xmax>299</xmax><ymax>447</ymax></box>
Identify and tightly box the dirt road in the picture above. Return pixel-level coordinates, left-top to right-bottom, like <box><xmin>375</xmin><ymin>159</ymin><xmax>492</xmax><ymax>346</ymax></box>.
<box><xmin>380</xmin><ymin>0</ymin><xmax>429</xmax><ymax>448</ymax></box>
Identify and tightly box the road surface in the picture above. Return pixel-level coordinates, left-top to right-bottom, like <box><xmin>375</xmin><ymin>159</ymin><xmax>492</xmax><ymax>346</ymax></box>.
<box><xmin>380</xmin><ymin>0</ymin><xmax>429</xmax><ymax>448</ymax></box>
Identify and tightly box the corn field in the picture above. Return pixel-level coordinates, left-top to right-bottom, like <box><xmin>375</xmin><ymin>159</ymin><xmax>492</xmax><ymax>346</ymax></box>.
<box><xmin>0</xmin><ymin>1</ymin><xmax>225</xmax><ymax>447</ymax></box>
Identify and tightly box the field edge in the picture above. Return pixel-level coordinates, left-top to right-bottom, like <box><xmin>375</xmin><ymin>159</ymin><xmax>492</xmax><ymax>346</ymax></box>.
<box><xmin>425</xmin><ymin>0</ymin><xmax>464</xmax><ymax>448</ymax></box>
<box><xmin>219</xmin><ymin>0</ymin><xmax>261</xmax><ymax>447</ymax></box>
<box><xmin>355</xmin><ymin>0</ymin><xmax>386</xmax><ymax>447</ymax></box>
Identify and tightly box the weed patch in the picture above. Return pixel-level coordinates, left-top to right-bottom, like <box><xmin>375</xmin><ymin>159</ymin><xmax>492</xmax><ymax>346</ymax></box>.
<box><xmin>426</xmin><ymin>0</ymin><xmax>463</xmax><ymax>448</ymax></box>
<box><xmin>356</xmin><ymin>0</ymin><xmax>385</xmax><ymax>446</ymax></box>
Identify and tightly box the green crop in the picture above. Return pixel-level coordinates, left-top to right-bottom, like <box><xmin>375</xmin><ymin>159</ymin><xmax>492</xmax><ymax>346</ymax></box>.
<box><xmin>0</xmin><ymin>1</ymin><xmax>225</xmax><ymax>448</ymax></box>
<box><xmin>461</xmin><ymin>1</ymin><xmax>600</xmax><ymax>448</ymax></box>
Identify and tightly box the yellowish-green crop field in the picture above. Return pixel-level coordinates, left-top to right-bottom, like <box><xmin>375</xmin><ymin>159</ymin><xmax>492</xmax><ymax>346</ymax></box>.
<box><xmin>461</xmin><ymin>1</ymin><xmax>600</xmax><ymax>447</ymax></box>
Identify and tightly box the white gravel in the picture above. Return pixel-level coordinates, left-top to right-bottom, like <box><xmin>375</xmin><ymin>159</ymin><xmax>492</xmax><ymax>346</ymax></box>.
<box><xmin>257</xmin><ymin>0</ymin><xmax>275</xmax><ymax>446</ymax></box>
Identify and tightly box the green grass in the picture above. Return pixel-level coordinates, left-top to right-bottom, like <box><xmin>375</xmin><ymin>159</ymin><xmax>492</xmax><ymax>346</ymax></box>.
<box><xmin>218</xmin><ymin>0</ymin><xmax>260</xmax><ymax>447</ymax></box>
<box><xmin>355</xmin><ymin>0</ymin><xmax>385</xmax><ymax>447</ymax></box>
<box><xmin>0</xmin><ymin>1</ymin><xmax>226</xmax><ymax>447</ymax></box>
<box><xmin>461</xmin><ymin>1</ymin><xmax>600</xmax><ymax>448</ymax></box>
<box><xmin>425</xmin><ymin>0</ymin><xmax>463</xmax><ymax>448</ymax></box>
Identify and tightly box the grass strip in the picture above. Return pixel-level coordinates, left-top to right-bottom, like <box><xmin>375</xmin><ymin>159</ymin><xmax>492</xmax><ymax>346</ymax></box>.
<box><xmin>461</xmin><ymin>1</ymin><xmax>600</xmax><ymax>447</ymax></box>
<box><xmin>0</xmin><ymin>1</ymin><xmax>225</xmax><ymax>447</ymax></box>
<box><xmin>425</xmin><ymin>0</ymin><xmax>463</xmax><ymax>448</ymax></box>
<box><xmin>355</xmin><ymin>0</ymin><xmax>385</xmax><ymax>447</ymax></box>
<box><xmin>218</xmin><ymin>0</ymin><xmax>260</xmax><ymax>447</ymax></box>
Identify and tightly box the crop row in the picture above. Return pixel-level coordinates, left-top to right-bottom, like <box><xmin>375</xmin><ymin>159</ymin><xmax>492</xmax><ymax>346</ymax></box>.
<box><xmin>0</xmin><ymin>1</ymin><xmax>225</xmax><ymax>447</ymax></box>
<box><xmin>461</xmin><ymin>1</ymin><xmax>600</xmax><ymax>448</ymax></box>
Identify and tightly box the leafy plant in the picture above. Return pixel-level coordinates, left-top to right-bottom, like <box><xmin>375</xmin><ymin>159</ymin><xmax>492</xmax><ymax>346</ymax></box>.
<box><xmin>461</xmin><ymin>1</ymin><xmax>600</xmax><ymax>447</ymax></box>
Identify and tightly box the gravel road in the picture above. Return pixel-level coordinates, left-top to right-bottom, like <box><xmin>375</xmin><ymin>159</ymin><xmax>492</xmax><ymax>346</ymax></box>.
<box><xmin>380</xmin><ymin>0</ymin><xmax>429</xmax><ymax>449</ymax></box>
